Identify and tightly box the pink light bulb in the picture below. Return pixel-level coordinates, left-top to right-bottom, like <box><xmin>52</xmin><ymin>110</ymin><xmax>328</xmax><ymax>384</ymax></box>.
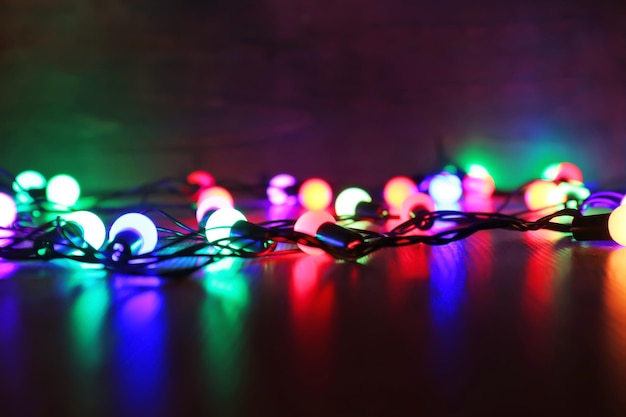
<box><xmin>187</xmin><ymin>170</ymin><xmax>215</xmax><ymax>189</ymax></box>
<box><xmin>197</xmin><ymin>186</ymin><xmax>234</xmax><ymax>208</ymax></box>
<box><xmin>400</xmin><ymin>193</ymin><xmax>436</xmax><ymax>222</ymax></box>
<box><xmin>554</xmin><ymin>162</ymin><xmax>583</xmax><ymax>183</ymax></box>
<box><xmin>187</xmin><ymin>170</ymin><xmax>215</xmax><ymax>201</ymax></box>
<box><xmin>267</xmin><ymin>174</ymin><xmax>297</xmax><ymax>205</ymax></box>
<box><xmin>0</xmin><ymin>193</ymin><xmax>17</xmax><ymax>228</ymax></box>
<box><xmin>294</xmin><ymin>211</ymin><xmax>336</xmax><ymax>256</ymax></box>
<box><xmin>196</xmin><ymin>195</ymin><xmax>234</xmax><ymax>224</ymax></box>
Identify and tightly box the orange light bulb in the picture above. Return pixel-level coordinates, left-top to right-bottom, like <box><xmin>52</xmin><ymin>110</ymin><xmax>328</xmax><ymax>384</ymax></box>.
<box><xmin>524</xmin><ymin>180</ymin><xmax>565</xmax><ymax>211</ymax></box>
<box><xmin>298</xmin><ymin>178</ymin><xmax>333</xmax><ymax>211</ymax></box>
<box><xmin>383</xmin><ymin>176</ymin><xmax>418</xmax><ymax>210</ymax></box>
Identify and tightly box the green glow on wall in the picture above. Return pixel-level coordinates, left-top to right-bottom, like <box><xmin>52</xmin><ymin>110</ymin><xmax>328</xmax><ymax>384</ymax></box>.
<box><xmin>456</xmin><ymin>136</ymin><xmax>588</xmax><ymax>191</ymax></box>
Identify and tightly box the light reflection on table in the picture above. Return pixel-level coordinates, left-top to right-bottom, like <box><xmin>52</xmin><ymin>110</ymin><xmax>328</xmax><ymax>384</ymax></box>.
<box><xmin>0</xmin><ymin>224</ymin><xmax>626</xmax><ymax>415</ymax></box>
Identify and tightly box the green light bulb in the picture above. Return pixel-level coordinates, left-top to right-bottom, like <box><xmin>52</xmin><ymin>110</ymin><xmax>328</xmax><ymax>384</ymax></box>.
<box><xmin>542</xmin><ymin>163</ymin><xmax>560</xmax><ymax>181</ymax></box>
<box><xmin>46</xmin><ymin>174</ymin><xmax>81</xmax><ymax>207</ymax></box>
<box><xmin>13</xmin><ymin>170</ymin><xmax>46</xmax><ymax>192</ymax></box>
<box><xmin>205</xmin><ymin>208</ymin><xmax>247</xmax><ymax>245</ymax></box>
<box><xmin>62</xmin><ymin>211</ymin><xmax>106</xmax><ymax>249</ymax></box>
<box><xmin>466</xmin><ymin>164</ymin><xmax>490</xmax><ymax>178</ymax></box>
<box><xmin>334</xmin><ymin>187</ymin><xmax>372</xmax><ymax>217</ymax></box>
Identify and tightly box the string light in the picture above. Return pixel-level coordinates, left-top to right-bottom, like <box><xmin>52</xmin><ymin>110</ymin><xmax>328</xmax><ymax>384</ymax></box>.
<box><xmin>400</xmin><ymin>192</ymin><xmax>436</xmax><ymax>222</ymax></box>
<box><xmin>294</xmin><ymin>210</ymin><xmax>363</xmax><ymax>256</ymax></box>
<box><xmin>1</xmin><ymin>165</ymin><xmax>625</xmax><ymax>277</ymax></box>
<box><xmin>335</xmin><ymin>187</ymin><xmax>372</xmax><ymax>217</ymax></box>
<box><xmin>204</xmin><ymin>208</ymin><xmax>246</xmax><ymax>245</ymax></box>
<box><xmin>205</xmin><ymin>207</ymin><xmax>270</xmax><ymax>253</ymax></box>
<box><xmin>298</xmin><ymin>178</ymin><xmax>333</xmax><ymax>211</ymax></box>
<box><xmin>107</xmin><ymin>213</ymin><xmax>158</xmax><ymax>260</ymax></box>
<box><xmin>335</xmin><ymin>187</ymin><xmax>388</xmax><ymax>220</ymax></box>
<box><xmin>542</xmin><ymin>162</ymin><xmax>583</xmax><ymax>183</ymax></box>
<box><xmin>187</xmin><ymin>170</ymin><xmax>215</xmax><ymax>189</ymax></box>
<box><xmin>13</xmin><ymin>170</ymin><xmax>46</xmax><ymax>191</ymax></box>
<box><xmin>294</xmin><ymin>211</ymin><xmax>335</xmax><ymax>255</ymax></box>
<box><xmin>197</xmin><ymin>186</ymin><xmax>234</xmax><ymax>207</ymax></box>
<box><xmin>13</xmin><ymin>170</ymin><xmax>46</xmax><ymax>204</ymax></box>
<box><xmin>383</xmin><ymin>176</ymin><xmax>418</xmax><ymax>210</ymax></box>
<box><xmin>186</xmin><ymin>170</ymin><xmax>215</xmax><ymax>201</ymax></box>
<box><xmin>46</xmin><ymin>174</ymin><xmax>81</xmax><ymax>207</ymax></box>
<box><xmin>609</xmin><ymin>206</ymin><xmax>626</xmax><ymax>246</ymax></box>
<box><xmin>524</xmin><ymin>180</ymin><xmax>565</xmax><ymax>211</ymax></box>
<box><xmin>33</xmin><ymin>219</ymin><xmax>89</xmax><ymax>256</ymax></box>
<box><xmin>429</xmin><ymin>173</ymin><xmax>463</xmax><ymax>205</ymax></box>
<box><xmin>267</xmin><ymin>174</ymin><xmax>298</xmax><ymax>205</ymax></box>
<box><xmin>462</xmin><ymin>164</ymin><xmax>496</xmax><ymax>198</ymax></box>
<box><xmin>557</xmin><ymin>181</ymin><xmax>590</xmax><ymax>207</ymax></box>
<box><xmin>196</xmin><ymin>195</ymin><xmax>234</xmax><ymax>226</ymax></box>
<box><xmin>571</xmin><ymin>206</ymin><xmax>626</xmax><ymax>246</ymax></box>
<box><xmin>62</xmin><ymin>211</ymin><xmax>107</xmax><ymax>250</ymax></box>
<box><xmin>0</xmin><ymin>193</ymin><xmax>17</xmax><ymax>228</ymax></box>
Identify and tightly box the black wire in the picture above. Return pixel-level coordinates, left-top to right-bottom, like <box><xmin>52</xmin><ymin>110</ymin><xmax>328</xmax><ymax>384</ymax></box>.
<box><xmin>0</xmin><ymin>197</ymin><xmax>592</xmax><ymax>277</ymax></box>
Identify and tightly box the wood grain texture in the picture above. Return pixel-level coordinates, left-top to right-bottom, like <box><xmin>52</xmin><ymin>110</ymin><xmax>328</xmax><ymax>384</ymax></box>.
<box><xmin>1</xmin><ymin>1</ymin><xmax>625</xmax><ymax>190</ymax></box>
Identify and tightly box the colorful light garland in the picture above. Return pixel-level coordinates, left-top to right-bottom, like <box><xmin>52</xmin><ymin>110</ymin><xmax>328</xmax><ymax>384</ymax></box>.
<box><xmin>0</xmin><ymin>162</ymin><xmax>623</xmax><ymax>276</ymax></box>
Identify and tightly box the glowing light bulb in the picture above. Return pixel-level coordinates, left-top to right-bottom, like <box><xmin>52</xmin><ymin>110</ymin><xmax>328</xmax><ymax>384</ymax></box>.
<box><xmin>557</xmin><ymin>180</ymin><xmax>590</xmax><ymax>204</ymax></box>
<box><xmin>466</xmin><ymin>164</ymin><xmax>489</xmax><ymax>178</ymax></box>
<box><xmin>186</xmin><ymin>170</ymin><xmax>215</xmax><ymax>201</ymax></box>
<box><xmin>187</xmin><ymin>170</ymin><xmax>215</xmax><ymax>189</ymax></box>
<box><xmin>204</xmin><ymin>208</ymin><xmax>247</xmax><ymax>245</ymax></box>
<box><xmin>542</xmin><ymin>162</ymin><xmax>583</xmax><ymax>183</ymax></box>
<box><xmin>298</xmin><ymin>178</ymin><xmax>333</xmax><ymax>211</ymax></box>
<box><xmin>400</xmin><ymin>192</ymin><xmax>435</xmax><ymax>222</ymax></box>
<box><xmin>542</xmin><ymin>163</ymin><xmax>561</xmax><ymax>181</ymax></box>
<box><xmin>463</xmin><ymin>164</ymin><xmax>496</xmax><ymax>198</ymax></box>
<box><xmin>13</xmin><ymin>170</ymin><xmax>47</xmax><ymax>204</ymax></box>
<box><xmin>197</xmin><ymin>186</ymin><xmax>234</xmax><ymax>208</ymax></box>
<box><xmin>46</xmin><ymin>174</ymin><xmax>81</xmax><ymax>207</ymax></box>
<box><xmin>557</xmin><ymin>162</ymin><xmax>584</xmax><ymax>182</ymax></box>
<box><xmin>109</xmin><ymin>213</ymin><xmax>158</xmax><ymax>255</ymax></box>
<box><xmin>383</xmin><ymin>176</ymin><xmax>418</xmax><ymax>210</ymax></box>
<box><xmin>609</xmin><ymin>206</ymin><xmax>626</xmax><ymax>246</ymax></box>
<box><xmin>13</xmin><ymin>170</ymin><xmax>46</xmax><ymax>192</ymax></box>
<box><xmin>0</xmin><ymin>193</ymin><xmax>17</xmax><ymax>228</ymax></box>
<box><xmin>334</xmin><ymin>187</ymin><xmax>372</xmax><ymax>217</ymax></box>
<box><xmin>622</xmin><ymin>195</ymin><xmax>626</xmax><ymax>206</ymax></box>
<box><xmin>524</xmin><ymin>180</ymin><xmax>565</xmax><ymax>211</ymax></box>
<box><xmin>62</xmin><ymin>211</ymin><xmax>106</xmax><ymax>249</ymax></box>
<box><xmin>196</xmin><ymin>195</ymin><xmax>234</xmax><ymax>225</ymax></box>
<box><xmin>428</xmin><ymin>173</ymin><xmax>463</xmax><ymax>205</ymax></box>
<box><xmin>294</xmin><ymin>211</ymin><xmax>336</xmax><ymax>256</ymax></box>
<box><xmin>267</xmin><ymin>173</ymin><xmax>298</xmax><ymax>205</ymax></box>
<box><xmin>204</xmin><ymin>208</ymin><xmax>269</xmax><ymax>253</ymax></box>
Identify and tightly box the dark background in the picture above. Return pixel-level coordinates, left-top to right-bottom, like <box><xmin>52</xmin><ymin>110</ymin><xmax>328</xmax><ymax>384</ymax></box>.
<box><xmin>1</xmin><ymin>0</ymin><xmax>625</xmax><ymax>191</ymax></box>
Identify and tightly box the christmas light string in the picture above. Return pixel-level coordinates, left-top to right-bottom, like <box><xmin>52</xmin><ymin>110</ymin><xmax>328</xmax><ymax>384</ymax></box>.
<box><xmin>0</xmin><ymin>163</ymin><xmax>621</xmax><ymax>277</ymax></box>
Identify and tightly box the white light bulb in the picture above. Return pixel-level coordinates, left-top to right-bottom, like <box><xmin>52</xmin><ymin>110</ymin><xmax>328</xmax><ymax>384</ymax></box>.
<box><xmin>62</xmin><ymin>211</ymin><xmax>106</xmax><ymax>249</ymax></box>
<box><xmin>109</xmin><ymin>213</ymin><xmax>158</xmax><ymax>255</ymax></box>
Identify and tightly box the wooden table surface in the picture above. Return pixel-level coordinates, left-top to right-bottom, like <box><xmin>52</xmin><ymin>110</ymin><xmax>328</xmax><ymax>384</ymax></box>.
<box><xmin>1</xmin><ymin>211</ymin><xmax>626</xmax><ymax>417</ymax></box>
